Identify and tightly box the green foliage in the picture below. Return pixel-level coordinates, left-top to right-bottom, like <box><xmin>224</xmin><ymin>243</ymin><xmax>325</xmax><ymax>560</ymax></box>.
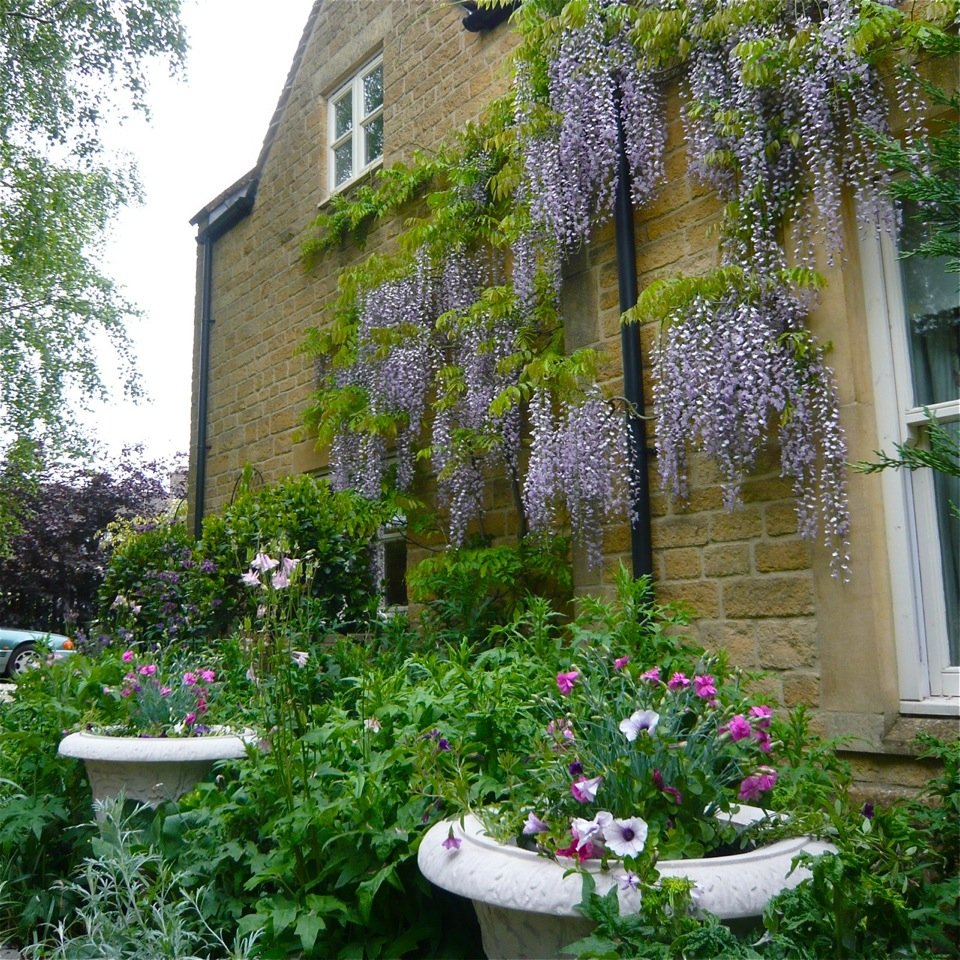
<box><xmin>0</xmin><ymin>656</ymin><xmax>112</xmax><ymax>944</ymax></box>
<box><xmin>96</xmin><ymin>474</ymin><xmax>388</xmax><ymax>649</ymax></box>
<box><xmin>854</xmin><ymin>407</ymin><xmax>960</xmax><ymax>520</ymax></box>
<box><xmin>761</xmin><ymin>736</ymin><xmax>960</xmax><ymax>959</ymax></box>
<box><xmin>407</xmin><ymin>537</ymin><xmax>572</xmax><ymax>645</ymax></box>
<box><xmin>24</xmin><ymin>798</ymin><xmax>259</xmax><ymax>960</ymax></box>
<box><xmin>0</xmin><ymin>0</ymin><xmax>187</xmax><ymax>451</ymax></box>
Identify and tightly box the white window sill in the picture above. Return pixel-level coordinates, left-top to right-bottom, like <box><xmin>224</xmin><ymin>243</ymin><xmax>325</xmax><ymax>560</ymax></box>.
<box><xmin>899</xmin><ymin>698</ymin><xmax>960</xmax><ymax>718</ymax></box>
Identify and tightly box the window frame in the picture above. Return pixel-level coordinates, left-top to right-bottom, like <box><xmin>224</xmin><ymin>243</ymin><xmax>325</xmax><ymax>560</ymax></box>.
<box><xmin>860</xmin><ymin>212</ymin><xmax>960</xmax><ymax>713</ymax></box>
<box><xmin>328</xmin><ymin>55</ymin><xmax>384</xmax><ymax>194</ymax></box>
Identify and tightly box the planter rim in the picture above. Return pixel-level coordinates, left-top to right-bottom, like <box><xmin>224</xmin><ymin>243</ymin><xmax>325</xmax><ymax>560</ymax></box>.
<box><xmin>419</xmin><ymin>808</ymin><xmax>835</xmax><ymax>920</ymax></box>
<box><xmin>58</xmin><ymin>729</ymin><xmax>252</xmax><ymax>763</ymax></box>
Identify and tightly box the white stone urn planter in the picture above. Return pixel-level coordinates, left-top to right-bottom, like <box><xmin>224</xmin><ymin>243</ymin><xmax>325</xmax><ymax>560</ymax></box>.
<box><xmin>418</xmin><ymin>806</ymin><xmax>834</xmax><ymax>960</ymax></box>
<box><xmin>59</xmin><ymin>730</ymin><xmax>251</xmax><ymax>814</ymax></box>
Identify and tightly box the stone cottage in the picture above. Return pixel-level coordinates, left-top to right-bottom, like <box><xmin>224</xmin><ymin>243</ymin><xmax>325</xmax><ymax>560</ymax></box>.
<box><xmin>188</xmin><ymin>0</ymin><xmax>958</xmax><ymax>795</ymax></box>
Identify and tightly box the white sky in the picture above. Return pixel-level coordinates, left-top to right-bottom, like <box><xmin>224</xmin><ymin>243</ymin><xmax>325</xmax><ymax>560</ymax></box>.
<box><xmin>83</xmin><ymin>0</ymin><xmax>315</xmax><ymax>465</ymax></box>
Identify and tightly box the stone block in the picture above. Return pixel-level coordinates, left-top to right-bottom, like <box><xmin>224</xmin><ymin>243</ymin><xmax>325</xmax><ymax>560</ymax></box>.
<box><xmin>703</xmin><ymin>543</ymin><xmax>751</xmax><ymax>577</ymax></box>
<box><xmin>722</xmin><ymin>576</ymin><xmax>815</xmax><ymax>618</ymax></box>
<box><xmin>756</xmin><ymin>618</ymin><xmax>819</xmax><ymax>669</ymax></box>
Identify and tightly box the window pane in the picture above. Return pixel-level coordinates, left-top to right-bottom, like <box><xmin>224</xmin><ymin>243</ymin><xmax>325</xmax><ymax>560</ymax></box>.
<box><xmin>364</xmin><ymin>114</ymin><xmax>383</xmax><ymax>166</ymax></box>
<box><xmin>334</xmin><ymin>140</ymin><xmax>353</xmax><ymax>186</ymax></box>
<box><xmin>931</xmin><ymin>420</ymin><xmax>959</xmax><ymax>665</ymax></box>
<box><xmin>383</xmin><ymin>537</ymin><xmax>407</xmax><ymax>607</ymax></box>
<box><xmin>897</xmin><ymin>205</ymin><xmax>960</xmax><ymax>407</ymax></box>
<box><xmin>334</xmin><ymin>94</ymin><xmax>353</xmax><ymax>140</ymax></box>
<box><xmin>363</xmin><ymin>64</ymin><xmax>383</xmax><ymax>117</ymax></box>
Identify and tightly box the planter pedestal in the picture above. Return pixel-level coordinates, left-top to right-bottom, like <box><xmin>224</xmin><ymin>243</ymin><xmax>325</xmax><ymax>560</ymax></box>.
<box><xmin>59</xmin><ymin>731</ymin><xmax>249</xmax><ymax>815</ymax></box>
<box><xmin>418</xmin><ymin>808</ymin><xmax>834</xmax><ymax>960</ymax></box>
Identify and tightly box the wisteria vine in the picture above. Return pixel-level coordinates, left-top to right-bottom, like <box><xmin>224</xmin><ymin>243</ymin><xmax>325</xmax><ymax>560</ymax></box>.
<box><xmin>305</xmin><ymin>0</ymin><xmax>941</xmax><ymax>576</ymax></box>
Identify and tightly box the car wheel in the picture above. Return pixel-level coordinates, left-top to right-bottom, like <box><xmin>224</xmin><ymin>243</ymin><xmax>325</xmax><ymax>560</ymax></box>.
<box><xmin>7</xmin><ymin>643</ymin><xmax>38</xmax><ymax>678</ymax></box>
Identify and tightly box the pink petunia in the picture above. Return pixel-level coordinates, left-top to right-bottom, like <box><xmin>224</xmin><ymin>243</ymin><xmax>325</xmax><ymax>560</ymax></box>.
<box><xmin>570</xmin><ymin>775</ymin><xmax>602</xmax><ymax>804</ymax></box>
<box><xmin>442</xmin><ymin>828</ymin><xmax>461</xmax><ymax>851</ymax></box>
<box><xmin>522</xmin><ymin>812</ymin><xmax>550</xmax><ymax>835</ymax></box>
<box><xmin>556</xmin><ymin>670</ymin><xmax>580</xmax><ymax>695</ymax></box>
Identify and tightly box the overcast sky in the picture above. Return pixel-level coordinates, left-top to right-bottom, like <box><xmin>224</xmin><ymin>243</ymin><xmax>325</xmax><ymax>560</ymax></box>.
<box><xmin>83</xmin><ymin>0</ymin><xmax>315</xmax><ymax>465</ymax></box>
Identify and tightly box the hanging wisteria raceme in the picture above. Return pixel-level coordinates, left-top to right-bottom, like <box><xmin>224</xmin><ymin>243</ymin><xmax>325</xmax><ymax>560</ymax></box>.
<box><xmin>683</xmin><ymin>0</ymin><xmax>899</xmax><ymax>273</ymax></box>
<box><xmin>515</xmin><ymin>1</ymin><xmax>665</xmax><ymax>259</ymax></box>
<box><xmin>433</xmin><ymin>250</ymin><xmax>525</xmax><ymax>544</ymax></box>
<box><xmin>524</xmin><ymin>387</ymin><xmax>636</xmax><ymax>569</ymax></box>
<box><xmin>652</xmin><ymin>284</ymin><xmax>851</xmax><ymax>577</ymax></box>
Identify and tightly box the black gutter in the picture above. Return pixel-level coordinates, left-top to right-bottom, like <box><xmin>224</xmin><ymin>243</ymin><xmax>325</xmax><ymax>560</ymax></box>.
<box><xmin>191</xmin><ymin>180</ymin><xmax>257</xmax><ymax>539</ymax></box>
<box><xmin>614</xmin><ymin>83</ymin><xmax>654</xmax><ymax>581</ymax></box>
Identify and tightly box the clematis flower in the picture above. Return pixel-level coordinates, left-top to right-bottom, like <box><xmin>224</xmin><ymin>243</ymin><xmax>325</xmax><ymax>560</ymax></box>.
<box><xmin>442</xmin><ymin>828</ymin><xmax>461</xmax><ymax>851</ymax></box>
<box><xmin>571</xmin><ymin>775</ymin><xmax>602</xmax><ymax>803</ymax></box>
<box><xmin>556</xmin><ymin>670</ymin><xmax>579</xmax><ymax>695</ymax></box>
<box><xmin>523</xmin><ymin>812</ymin><xmax>550</xmax><ymax>835</ymax></box>
<box><xmin>250</xmin><ymin>553</ymin><xmax>279</xmax><ymax>572</ymax></box>
<box><xmin>619</xmin><ymin>709</ymin><xmax>659</xmax><ymax>741</ymax></box>
<box><xmin>667</xmin><ymin>672</ymin><xmax>690</xmax><ymax>690</ymax></box>
<box><xmin>725</xmin><ymin>714</ymin><xmax>752</xmax><ymax>741</ymax></box>
<box><xmin>601</xmin><ymin>815</ymin><xmax>648</xmax><ymax>857</ymax></box>
<box><xmin>738</xmin><ymin>766</ymin><xmax>778</xmax><ymax>802</ymax></box>
<box><xmin>613</xmin><ymin>655</ymin><xmax>630</xmax><ymax>671</ymax></box>
<box><xmin>693</xmin><ymin>674</ymin><xmax>717</xmax><ymax>698</ymax></box>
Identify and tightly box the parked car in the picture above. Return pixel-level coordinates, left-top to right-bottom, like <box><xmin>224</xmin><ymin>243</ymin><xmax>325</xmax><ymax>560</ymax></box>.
<box><xmin>0</xmin><ymin>628</ymin><xmax>76</xmax><ymax>679</ymax></box>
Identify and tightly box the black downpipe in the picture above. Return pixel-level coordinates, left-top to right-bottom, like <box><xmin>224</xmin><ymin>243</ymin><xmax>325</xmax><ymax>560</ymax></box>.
<box><xmin>614</xmin><ymin>83</ymin><xmax>654</xmax><ymax>581</ymax></box>
<box><xmin>194</xmin><ymin>235</ymin><xmax>214</xmax><ymax>540</ymax></box>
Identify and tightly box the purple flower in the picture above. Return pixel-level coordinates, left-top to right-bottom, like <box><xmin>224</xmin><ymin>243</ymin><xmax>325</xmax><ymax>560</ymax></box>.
<box><xmin>601</xmin><ymin>815</ymin><xmax>648</xmax><ymax>857</ymax></box>
<box><xmin>182</xmin><ymin>672</ymin><xmax>197</xmax><ymax>686</ymax></box>
<box><xmin>271</xmin><ymin>569</ymin><xmax>291</xmax><ymax>589</ymax></box>
<box><xmin>750</xmin><ymin>705</ymin><xmax>773</xmax><ymax>729</ymax></box>
<box><xmin>613</xmin><ymin>656</ymin><xmax>630</xmax><ymax>671</ymax></box>
<box><xmin>619</xmin><ymin>709</ymin><xmax>659</xmax><ymax>742</ymax></box>
<box><xmin>240</xmin><ymin>570</ymin><xmax>261</xmax><ymax>588</ymax></box>
<box><xmin>738</xmin><ymin>767</ymin><xmax>778</xmax><ymax>802</ymax></box>
<box><xmin>571</xmin><ymin>776</ymin><xmax>602</xmax><ymax>804</ymax></box>
<box><xmin>137</xmin><ymin>664</ymin><xmax>156</xmax><ymax>677</ymax></box>
<box><xmin>667</xmin><ymin>672</ymin><xmax>690</xmax><ymax>690</ymax></box>
<box><xmin>640</xmin><ymin>666</ymin><xmax>661</xmax><ymax>683</ymax></box>
<box><xmin>442</xmin><ymin>828</ymin><xmax>461</xmax><ymax>851</ymax></box>
<box><xmin>121</xmin><ymin>650</ymin><xmax>134</xmax><ymax>663</ymax></box>
<box><xmin>726</xmin><ymin>714</ymin><xmax>752</xmax><ymax>742</ymax></box>
<box><xmin>861</xmin><ymin>802</ymin><xmax>875</xmax><ymax>820</ymax></box>
<box><xmin>250</xmin><ymin>553</ymin><xmax>279</xmax><ymax>573</ymax></box>
<box><xmin>693</xmin><ymin>674</ymin><xmax>717</xmax><ymax>699</ymax></box>
<box><xmin>568</xmin><ymin>759</ymin><xmax>583</xmax><ymax>778</ymax></box>
<box><xmin>436</xmin><ymin>738</ymin><xmax>451</xmax><ymax>752</ymax></box>
<box><xmin>522</xmin><ymin>812</ymin><xmax>550</xmax><ymax>835</ymax></box>
<box><xmin>619</xmin><ymin>872</ymin><xmax>641</xmax><ymax>892</ymax></box>
<box><xmin>652</xmin><ymin>769</ymin><xmax>683</xmax><ymax>805</ymax></box>
<box><xmin>556</xmin><ymin>670</ymin><xmax>579</xmax><ymax>695</ymax></box>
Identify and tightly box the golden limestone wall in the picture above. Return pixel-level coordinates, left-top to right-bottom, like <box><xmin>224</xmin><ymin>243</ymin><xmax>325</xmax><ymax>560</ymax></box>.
<box><xmin>189</xmin><ymin>1</ymin><xmax>955</xmax><ymax>797</ymax></box>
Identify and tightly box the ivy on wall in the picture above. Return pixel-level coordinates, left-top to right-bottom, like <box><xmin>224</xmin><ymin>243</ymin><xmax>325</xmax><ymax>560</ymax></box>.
<box><xmin>301</xmin><ymin>0</ymin><xmax>956</xmax><ymax>575</ymax></box>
